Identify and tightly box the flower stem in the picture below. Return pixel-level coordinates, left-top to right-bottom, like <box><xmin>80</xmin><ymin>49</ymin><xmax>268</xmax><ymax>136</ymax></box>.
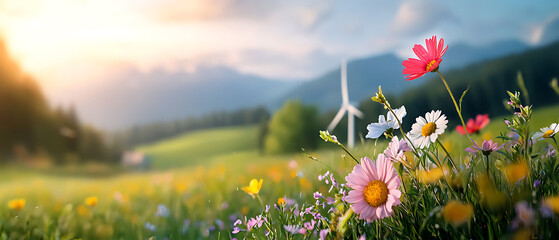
<box><xmin>255</xmin><ymin>194</ymin><xmax>265</xmax><ymax>210</ymax></box>
<box><xmin>385</xmin><ymin>104</ymin><xmax>420</xmax><ymax>157</ymax></box>
<box><xmin>436</xmin><ymin>138</ymin><xmax>456</xmax><ymax>171</ymax></box>
<box><xmin>339</xmin><ymin>143</ymin><xmax>359</xmax><ymax>164</ymax></box>
<box><xmin>436</xmin><ymin>70</ymin><xmax>473</xmax><ymax>142</ymax></box>
<box><xmin>485</xmin><ymin>155</ymin><xmax>490</xmax><ymax>179</ymax></box>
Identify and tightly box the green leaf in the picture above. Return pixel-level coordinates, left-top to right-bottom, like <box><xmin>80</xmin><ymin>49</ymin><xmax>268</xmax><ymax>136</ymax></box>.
<box><xmin>459</xmin><ymin>85</ymin><xmax>470</xmax><ymax>112</ymax></box>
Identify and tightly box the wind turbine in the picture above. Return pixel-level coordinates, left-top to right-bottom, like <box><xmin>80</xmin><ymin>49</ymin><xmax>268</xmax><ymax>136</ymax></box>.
<box><xmin>327</xmin><ymin>59</ymin><xmax>364</xmax><ymax>148</ymax></box>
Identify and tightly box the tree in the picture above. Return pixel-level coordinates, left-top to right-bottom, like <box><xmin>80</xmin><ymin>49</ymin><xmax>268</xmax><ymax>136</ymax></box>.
<box><xmin>264</xmin><ymin>100</ymin><xmax>319</xmax><ymax>154</ymax></box>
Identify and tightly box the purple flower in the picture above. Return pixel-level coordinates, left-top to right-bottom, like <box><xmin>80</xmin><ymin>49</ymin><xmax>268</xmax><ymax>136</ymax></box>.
<box><xmin>533</xmin><ymin>180</ymin><xmax>541</xmax><ymax>188</ymax></box>
<box><xmin>304</xmin><ymin>220</ymin><xmax>316</xmax><ymax>231</ymax></box>
<box><xmin>265</xmin><ymin>205</ymin><xmax>270</xmax><ymax>213</ymax></box>
<box><xmin>326</xmin><ymin>197</ymin><xmax>335</xmax><ymax>205</ymax></box>
<box><xmin>284</xmin><ymin>225</ymin><xmax>299</xmax><ymax>234</ymax></box>
<box><xmin>465</xmin><ymin>139</ymin><xmax>504</xmax><ymax>156</ymax></box>
<box><xmin>513</xmin><ymin>201</ymin><xmax>535</xmax><ymax>228</ymax></box>
<box><xmin>215</xmin><ymin>219</ymin><xmax>225</xmax><ymax>230</ymax></box>
<box><xmin>156</xmin><ymin>204</ymin><xmax>170</xmax><ymax>218</ymax></box>
<box><xmin>313</xmin><ymin>191</ymin><xmax>323</xmax><ymax>199</ymax></box>
<box><xmin>319</xmin><ymin>229</ymin><xmax>330</xmax><ymax>240</ymax></box>
<box><xmin>546</xmin><ymin>145</ymin><xmax>556</xmax><ymax>158</ymax></box>
<box><xmin>298</xmin><ymin>228</ymin><xmax>307</xmax><ymax>234</ymax></box>
<box><xmin>233</xmin><ymin>219</ymin><xmax>242</xmax><ymax>226</ymax></box>
<box><xmin>232</xmin><ymin>227</ymin><xmax>243</xmax><ymax>234</ymax></box>
<box><xmin>247</xmin><ymin>216</ymin><xmax>264</xmax><ymax>231</ymax></box>
<box><xmin>144</xmin><ymin>222</ymin><xmax>156</xmax><ymax>231</ymax></box>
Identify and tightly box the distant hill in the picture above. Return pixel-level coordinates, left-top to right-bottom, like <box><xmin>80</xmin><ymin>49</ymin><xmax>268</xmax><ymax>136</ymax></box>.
<box><xmin>73</xmin><ymin>66</ymin><xmax>299</xmax><ymax>129</ymax></box>
<box><xmin>273</xmin><ymin>40</ymin><xmax>530</xmax><ymax>111</ymax></box>
<box><xmin>356</xmin><ymin>40</ymin><xmax>559</xmax><ymax>135</ymax></box>
<box><xmin>67</xmin><ymin>39</ymin><xmax>532</xmax><ymax>130</ymax></box>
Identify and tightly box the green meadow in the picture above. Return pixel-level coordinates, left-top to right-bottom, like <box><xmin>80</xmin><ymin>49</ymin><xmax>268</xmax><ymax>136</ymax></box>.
<box><xmin>1</xmin><ymin>104</ymin><xmax>558</xmax><ymax>239</ymax></box>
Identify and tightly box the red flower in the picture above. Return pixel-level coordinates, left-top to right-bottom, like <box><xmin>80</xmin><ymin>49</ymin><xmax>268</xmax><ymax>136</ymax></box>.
<box><xmin>402</xmin><ymin>36</ymin><xmax>448</xmax><ymax>81</ymax></box>
<box><xmin>456</xmin><ymin>114</ymin><xmax>490</xmax><ymax>135</ymax></box>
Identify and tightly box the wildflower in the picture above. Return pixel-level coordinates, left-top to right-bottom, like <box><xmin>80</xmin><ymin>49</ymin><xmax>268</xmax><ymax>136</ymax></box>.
<box><xmin>442</xmin><ymin>200</ymin><xmax>473</xmax><ymax>226</ymax></box>
<box><xmin>284</xmin><ymin>225</ymin><xmax>299</xmax><ymax>234</ymax></box>
<box><xmin>366</xmin><ymin>106</ymin><xmax>407</xmax><ymax>139</ymax></box>
<box><xmin>465</xmin><ymin>139</ymin><xmax>504</xmax><ymax>156</ymax></box>
<box><xmin>513</xmin><ymin>201</ymin><xmax>535</xmax><ymax>228</ymax></box>
<box><xmin>545</xmin><ymin>145</ymin><xmax>556</xmax><ymax>158</ymax></box>
<box><xmin>344</xmin><ymin>154</ymin><xmax>401</xmax><ymax>222</ymax></box>
<box><xmin>319</xmin><ymin>229</ymin><xmax>330</xmax><ymax>240</ymax></box>
<box><xmin>542</xmin><ymin>195</ymin><xmax>559</xmax><ymax>215</ymax></box>
<box><xmin>504</xmin><ymin>161</ymin><xmax>529</xmax><ymax>185</ymax></box>
<box><xmin>8</xmin><ymin>199</ymin><xmax>25</xmax><ymax>210</ymax></box>
<box><xmin>384</xmin><ymin>136</ymin><xmax>412</xmax><ymax>167</ymax></box>
<box><xmin>156</xmin><ymin>204</ymin><xmax>170</xmax><ymax>218</ymax></box>
<box><xmin>533</xmin><ymin>179</ymin><xmax>541</xmax><ymax>188</ymax></box>
<box><xmin>277</xmin><ymin>197</ymin><xmax>286</xmax><ymax>206</ymax></box>
<box><xmin>408</xmin><ymin>110</ymin><xmax>448</xmax><ymax>149</ymax></box>
<box><xmin>456</xmin><ymin>114</ymin><xmax>490</xmax><ymax>135</ymax></box>
<box><xmin>417</xmin><ymin>167</ymin><xmax>447</xmax><ymax>184</ymax></box>
<box><xmin>313</xmin><ymin>191</ymin><xmax>323</xmax><ymax>200</ymax></box>
<box><xmin>241</xmin><ymin>178</ymin><xmax>263</xmax><ymax>198</ymax></box>
<box><xmin>304</xmin><ymin>219</ymin><xmax>316</xmax><ymax>231</ymax></box>
<box><xmin>533</xmin><ymin>123</ymin><xmax>559</xmax><ymax>140</ymax></box>
<box><xmin>85</xmin><ymin>196</ymin><xmax>98</xmax><ymax>207</ymax></box>
<box><xmin>247</xmin><ymin>216</ymin><xmax>264</xmax><ymax>231</ymax></box>
<box><xmin>77</xmin><ymin>205</ymin><xmax>89</xmax><ymax>216</ymax></box>
<box><xmin>402</xmin><ymin>36</ymin><xmax>448</xmax><ymax>81</ymax></box>
<box><xmin>144</xmin><ymin>222</ymin><xmax>156</xmax><ymax>231</ymax></box>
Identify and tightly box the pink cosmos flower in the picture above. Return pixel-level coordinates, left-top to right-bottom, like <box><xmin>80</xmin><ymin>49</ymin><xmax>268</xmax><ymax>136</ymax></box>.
<box><xmin>344</xmin><ymin>154</ymin><xmax>401</xmax><ymax>222</ymax></box>
<box><xmin>402</xmin><ymin>36</ymin><xmax>448</xmax><ymax>81</ymax></box>
<box><xmin>456</xmin><ymin>114</ymin><xmax>490</xmax><ymax>135</ymax></box>
<box><xmin>384</xmin><ymin>136</ymin><xmax>412</xmax><ymax>162</ymax></box>
<box><xmin>465</xmin><ymin>139</ymin><xmax>504</xmax><ymax>156</ymax></box>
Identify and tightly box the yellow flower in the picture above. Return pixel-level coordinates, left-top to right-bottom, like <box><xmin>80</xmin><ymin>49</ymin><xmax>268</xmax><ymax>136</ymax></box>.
<box><xmin>504</xmin><ymin>161</ymin><xmax>529</xmax><ymax>185</ymax></box>
<box><xmin>85</xmin><ymin>196</ymin><xmax>98</xmax><ymax>207</ymax></box>
<box><xmin>241</xmin><ymin>206</ymin><xmax>249</xmax><ymax>215</ymax></box>
<box><xmin>77</xmin><ymin>205</ymin><xmax>89</xmax><ymax>216</ymax></box>
<box><xmin>543</xmin><ymin>195</ymin><xmax>559</xmax><ymax>215</ymax></box>
<box><xmin>242</xmin><ymin>179</ymin><xmax>263</xmax><ymax>198</ymax></box>
<box><xmin>442</xmin><ymin>200</ymin><xmax>473</xmax><ymax>226</ymax></box>
<box><xmin>417</xmin><ymin>167</ymin><xmax>446</xmax><ymax>184</ymax></box>
<box><xmin>8</xmin><ymin>199</ymin><xmax>25</xmax><ymax>210</ymax></box>
<box><xmin>278</xmin><ymin>197</ymin><xmax>286</xmax><ymax>206</ymax></box>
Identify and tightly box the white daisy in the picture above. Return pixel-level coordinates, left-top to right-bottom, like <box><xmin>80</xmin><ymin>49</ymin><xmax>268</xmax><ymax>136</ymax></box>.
<box><xmin>408</xmin><ymin>110</ymin><xmax>448</xmax><ymax>149</ymax></box>
<box><xmin>366</xmin><ymin>106</ymin><xmax>407</xmax><ymax>139</ymax></box>
<box><xmin>533</xmin><ymin>123</ymin><xmax>559</xmax><ymax>141</ymax></box>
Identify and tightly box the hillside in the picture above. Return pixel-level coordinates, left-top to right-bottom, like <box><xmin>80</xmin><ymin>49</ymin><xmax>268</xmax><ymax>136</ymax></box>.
<box><xmin>272</xmin><ymin>40</ymin><xmax>530</xmax><ymax>111</ymax></box>
<box><xmin>355</xmin><ymin>41</ymin><xmax>559</xmax><ymax>135</ymax></box>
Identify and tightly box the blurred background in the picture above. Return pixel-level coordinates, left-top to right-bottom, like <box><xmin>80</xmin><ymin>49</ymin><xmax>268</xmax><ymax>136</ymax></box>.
<box><xmin>2</xmin><ymin>0</ymin><xmax>559</xmax><ymax>238</ymax></box>
<box><xmin>0</xmin><ymin>0</ymin><xmax>558</xmax><ymax>169</ymax></box>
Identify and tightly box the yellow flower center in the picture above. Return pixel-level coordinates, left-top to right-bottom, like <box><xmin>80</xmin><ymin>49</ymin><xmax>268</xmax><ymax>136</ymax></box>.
<box><xmin>542</xmin><ymin>129</ymin><xmax>555</xmax><ymax>138</ymax></box>
<box><xmin>426</xmin><ymin>60</ymin><xmax>437</xmax><ymax>71</ymax></box>
<box><xmin>363</xmin><ymin>180</ymin><xmax>388</xmax><ymax>207</ymax></box>
<box><xmin>421</xmin><ymin>122</ymin><xmax>437</xmax><ymax>137</ymax></box>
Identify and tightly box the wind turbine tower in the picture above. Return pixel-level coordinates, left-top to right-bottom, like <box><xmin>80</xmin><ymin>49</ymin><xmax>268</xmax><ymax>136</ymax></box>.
<box><xmin>327</xmin><ymin>59</ymin><xmax>364</xmax><ymax>148</ymax></box>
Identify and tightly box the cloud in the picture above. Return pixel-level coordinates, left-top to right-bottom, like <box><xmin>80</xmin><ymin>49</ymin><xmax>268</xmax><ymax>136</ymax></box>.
<box><xmin>391</xmin><ymin>0</ymin><xmax>455</xmax><ymax>36</ymax></box>
<box><xmin>147</xmin><ymin>0</ymin><xmax>276</xmax><ymax>22</ymax></box>
<box><xmin>532</xmin><ymin>15</ymin><xmax>559</xmax><ymax>45</ymax></box>
<box><xmin>295</xmin><ymin>2</ymin><xmax>332</xmax><ymax>30</ymax></box>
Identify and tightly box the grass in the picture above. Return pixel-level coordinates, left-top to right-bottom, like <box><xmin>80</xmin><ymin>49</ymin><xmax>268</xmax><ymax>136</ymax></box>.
<box><xmin>1</xmin><ymin>104</ymin><xmax>558</xmax><ymax>239</ymax></box>
<box><xmin>136</xmin><ymin>125</ymin><xmax>259</xmax><ymax>170</ymax></box>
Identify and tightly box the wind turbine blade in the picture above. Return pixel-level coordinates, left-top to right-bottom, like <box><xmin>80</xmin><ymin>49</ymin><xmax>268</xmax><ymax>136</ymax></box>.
<box><xmin>347</xmin><ymin>105</ymin><xmax>364</xmax><ymax>118</ymax></box>
<box><xmin>341</xmin><ymin>59</ymin><xmax>349</xmax><ymax>105</ymax></box>
<box><xmin>327</xmin><ymin>105</ymin><xmax>347</xmax><ymax>131</ymax></box>
<box><xmin>348</xmin><ymin>111</ymin><xmax>355</xmax><ymax>148</ymax></box>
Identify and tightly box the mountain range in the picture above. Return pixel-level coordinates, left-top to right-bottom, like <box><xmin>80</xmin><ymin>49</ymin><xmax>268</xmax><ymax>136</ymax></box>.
<box><xmin>69</xmin><ymin>39</ymin><xmax>533</xmax><ymax>130</ymax></box>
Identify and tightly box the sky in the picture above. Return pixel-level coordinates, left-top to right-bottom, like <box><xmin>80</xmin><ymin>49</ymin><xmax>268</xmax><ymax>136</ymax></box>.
<box><xmin>0</xmin><ymin>0</ymin><xmax>558</xmax><ymax>103</ymax></box>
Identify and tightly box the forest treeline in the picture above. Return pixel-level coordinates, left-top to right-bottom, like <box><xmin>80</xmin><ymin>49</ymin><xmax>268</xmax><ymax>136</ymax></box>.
<box><xmin>0</xmin><ymin>41</ymin><xmax>117</xmax><ymax>164</ymax></box>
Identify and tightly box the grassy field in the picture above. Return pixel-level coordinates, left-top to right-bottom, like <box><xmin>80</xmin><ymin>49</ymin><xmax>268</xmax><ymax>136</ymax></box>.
<box><xmin>1</xmin><ymin>104</ymin><xmax>558</xmax><ymax>239</ymax></box>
